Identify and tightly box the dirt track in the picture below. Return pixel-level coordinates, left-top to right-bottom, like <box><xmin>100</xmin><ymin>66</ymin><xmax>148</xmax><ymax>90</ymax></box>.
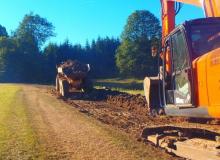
<box><xmin>48</xmin><ymin>87</ymin><xmax>220</xmax><ymax>153</ymax></box>
<box><xmin>11</xmin><ymin>84</ymin><xmax>219</xmax><ymax>160</ymax></box>
<box><xmin>20</xmin><ymin>85</ymin><xmax>176</xmax><ymax>160</ymax></box>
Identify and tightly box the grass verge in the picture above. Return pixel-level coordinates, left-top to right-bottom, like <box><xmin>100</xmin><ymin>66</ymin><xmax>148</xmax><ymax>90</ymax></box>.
<box><xmin>94</xmin><ymin>78</ymin><xmax>144</xmax><ymax>95</ymax></box>
<box><xmin>0</xmin><ymin>85</ymin><xmax>42</xmax><ymax>159</ymax></box>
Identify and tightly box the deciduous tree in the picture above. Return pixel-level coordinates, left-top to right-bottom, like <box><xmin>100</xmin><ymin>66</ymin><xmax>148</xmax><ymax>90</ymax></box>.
<box><xmin>15</xmin><ymin>12</ymin><xmax>55</xmax><ymax>47</ymax></box>
<box><xmin>0</xmin><ymin>25</ymin><xmax>8</xmax><ymax>37</ymax></box>
<box><xmin>116</xmin><ymin>10</ymin><xmax>161</xmax><ymax>77</ymax></box>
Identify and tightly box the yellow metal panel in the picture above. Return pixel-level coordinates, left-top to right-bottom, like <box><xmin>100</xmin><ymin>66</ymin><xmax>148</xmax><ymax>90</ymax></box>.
<box><xmin>167</xmin><ymin>0</ymin><xmax>201</xmax><ymax>6</ymax></box>
<box><xmin>167</xmin><ymin>0</ymin><xmax>220</xmax><ymax>17</ymax></box>
<box><xmin>208</xmin><ymin>0</ymin><xmax>220</xmax><ymax>17</ymax></box>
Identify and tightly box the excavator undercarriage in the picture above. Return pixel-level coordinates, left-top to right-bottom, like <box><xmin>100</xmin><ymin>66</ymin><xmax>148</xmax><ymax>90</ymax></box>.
<box><xmin>141</xmin><ymin>125</ymin><xmax>220</xmax><ymax>160</ymax></box>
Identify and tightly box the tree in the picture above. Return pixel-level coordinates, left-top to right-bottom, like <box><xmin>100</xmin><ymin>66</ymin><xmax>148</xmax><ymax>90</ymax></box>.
<box><xmin>43</xmin><ymin>43</ymin><xmax>59</xmax><ymax>82</ymax></box>
<box><xmin>0</xmin><ymin>25</ymin><xmax>8</xmax><ymax>37</ymax></box>
<box><xmin>116</xmin><ymin>10</ymin><xmax>161</xmax><ymax>77</ymax></box>
<box><xmin>15</xmin><ymin>12</ymin><xmax>55</xmax><ymax>47</ymax></box>
<box><xmin>88</xmin><ymin>37</ymin><xmax>120</xmax><ymax>77</ymax></box>
<box><xmin>116</xmin><ymin>38</ymin><xmax>157</xmax><ymax>77</ymax></box>
<box><xmin>0</xmin><ymin>37</ymin><xmax>25</xmax><ymax>82</ymax></box>
<box><xmin>85</xmin><ymin>40</ymin><xmax>90</xmax><ymax>51</ymax></box>
<box><xmin>121</xmin><ymin>10</ymin><xmax>161</xmax><ymax>41</ymax></box>
<box><xmin>7</xmin><ymin>13</ymin><xmax>56</xmax><ymax>83</ymax></box>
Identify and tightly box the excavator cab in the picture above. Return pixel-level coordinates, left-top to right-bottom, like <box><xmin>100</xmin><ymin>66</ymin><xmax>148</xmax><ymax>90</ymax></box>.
<box><xmin>165</xmin><ymin>18</ymin><xmax>220</xmax><ymax>102</ymax></box>
<box><xmin>164</xmin><ymin>26</ymin><xmax>192</xmax><ymax>106</ymax></box>
<box><xmin>145</xmin><ymin>17</ymin><xmax>220</xmax><ymax>118</ymax></box>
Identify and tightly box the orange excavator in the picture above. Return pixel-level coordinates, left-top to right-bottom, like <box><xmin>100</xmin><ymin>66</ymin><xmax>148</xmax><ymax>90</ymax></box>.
<box><xmin>142</xmin><ymin>0</ymin><xmax>220</xmax><ymax>159</ymax></box>
<box><xmin>144</xmin><ymin>0</ymin><xmax>220</xmax><ymax>118</ymax></box>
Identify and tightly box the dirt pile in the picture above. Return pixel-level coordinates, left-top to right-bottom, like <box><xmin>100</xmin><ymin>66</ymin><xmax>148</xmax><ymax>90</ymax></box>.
<box><xmin>49</xmin><ymin>88</ymin><xmax>188</xmax><ymax>136</ymax></box>
<box><xmin>58</xmin><ymin>60</ymin><xmax>89</xmax><ymax>76</ymax></box>
<box><xmin>107</xmin><ymin>94</ymin><xmax>148</xmax><ymax>115</ymax></box>
<box><xmin>59</xmin><ymin>88</ymin><xmax>149</xmax><ymax>116</ymax></box>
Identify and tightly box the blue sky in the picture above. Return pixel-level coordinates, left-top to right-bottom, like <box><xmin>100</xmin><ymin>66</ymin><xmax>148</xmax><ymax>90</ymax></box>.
<box><xmin>0</xmin><ymin>0</ymin><xmax>204</xmax><ymax>45</ymax></box>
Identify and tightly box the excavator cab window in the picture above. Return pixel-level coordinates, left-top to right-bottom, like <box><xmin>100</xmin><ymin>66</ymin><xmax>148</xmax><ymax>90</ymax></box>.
<box><xmin>166</xmin><ymin>29</ymin><xmax>192</xmax><ymax>105</ymax></box>
<box><xmin>191</xmin><ymin>24</ymin><xmax>220</xmax><ymax>58</ymax></box>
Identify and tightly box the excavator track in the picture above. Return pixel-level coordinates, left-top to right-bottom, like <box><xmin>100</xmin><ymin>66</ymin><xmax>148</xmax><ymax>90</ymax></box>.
<box><xmin>141</xmin><ymin>125</ymin><xmax>220</xmax><ymax>160</ymax></box>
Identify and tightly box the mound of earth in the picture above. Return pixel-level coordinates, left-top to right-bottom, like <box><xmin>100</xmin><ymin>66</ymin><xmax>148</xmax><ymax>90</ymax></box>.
<box><xmin>57</xmin><ymin>60</ymin><xmax>89</xmax><ymax>77</ymax></box>
<box><xmin>51</xmin><ymin>88</ymin><xmax>149</xmax><ymax>115</ymax></box>
<box><xmin>107</xmin><ymin>94</ymin><xmax>148</xmax><ymax>116</ymax></box>
<box><xmin>49</xmin><ymin>88</ymin><xmax>188</xmax><ymax>135</ymax></box>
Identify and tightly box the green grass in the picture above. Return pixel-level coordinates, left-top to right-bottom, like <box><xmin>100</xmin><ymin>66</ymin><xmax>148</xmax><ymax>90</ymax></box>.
<box><xmin>0</xmin><ymin>85</ymin><xmax>42</xmax><ymax>159</ymax></box>
<box><xmin>94</xmin><ymin>78</ymin><xmax>144</xmax><ymax>95</ymax></box>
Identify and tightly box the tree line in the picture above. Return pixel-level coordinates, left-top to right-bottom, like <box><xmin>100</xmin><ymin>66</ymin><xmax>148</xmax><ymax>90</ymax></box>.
<box><xmin>0</xmin><ymin>10</ymin><xmax>161</xmax><ymax>83</ymax></box>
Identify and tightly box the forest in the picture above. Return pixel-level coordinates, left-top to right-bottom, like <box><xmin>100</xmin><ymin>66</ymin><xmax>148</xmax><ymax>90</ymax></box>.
<box><xmin>0</xmin><ymin>10</ymin><xmax>161</xmax><ymax>83</ymax></box>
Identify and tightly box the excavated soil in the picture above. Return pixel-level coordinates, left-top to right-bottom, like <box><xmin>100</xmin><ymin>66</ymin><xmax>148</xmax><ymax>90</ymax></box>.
<box><xmin>49</xmin><ymin>88</ymin><xmax>220</xmax><ymax>138</ymax></box>
<box><xmin>58</xmin><ymin>60</ymin><xmax>88</xmax><ymax>73</ymax></box>
<box><xmin>49</xmin><ymin>88</ymin><xmax>190</xmax><ymax>138</ymax></box>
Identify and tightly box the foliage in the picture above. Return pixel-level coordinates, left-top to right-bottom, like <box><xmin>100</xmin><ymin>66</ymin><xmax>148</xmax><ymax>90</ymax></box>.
<box><xmin>87</xmin><ymin>37</ymin><xmax>120</xmax><ymax>78</ymax></box>
<box><xmin>0</xmin><ymin>36</ymin><xmax>44</xmax><ymax>83</ymax></box>
<box><xmin>116</xmin><ymin>10</ymin><xmax>161</xmax><ymax>78</ymax></box>
<box><xmin>0</xmin><ymin>25</ymin><xmax>8</xmax><ymax>37</ymax></box>
<box><xmin>94</xmin><ymin>78</ymin><xmax>144</xmax><ymax>95</ymax></box>
<box><xmin>116</xmin><ymin>38</ymin><xmax>158</xmax><ymax>77</ymax></box>
<box><xmin>15</xmin><ymin>12</ymin><xmax>55</xmax><ymax>47</ymax></box>
<box><xmin>0</xmin><ymin>37</ymin><xmax>23</xmax><ymax>82</ymax></box>
<box><xmin>0</xmin><ymin>13</ymin><xmax>54</xmax><ymax>83</ymax></box>
<box><xmin>121</xmin><ymin>10</ymin><xmax>161</xmax><ymax>41</ymax></box>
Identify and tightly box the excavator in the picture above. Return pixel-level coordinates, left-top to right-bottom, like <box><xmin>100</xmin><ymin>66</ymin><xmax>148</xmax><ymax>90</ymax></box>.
<box><xmin>142</xmin><ymin>0</ymin><xmax>220</xmax><ymax>159</ymax></box>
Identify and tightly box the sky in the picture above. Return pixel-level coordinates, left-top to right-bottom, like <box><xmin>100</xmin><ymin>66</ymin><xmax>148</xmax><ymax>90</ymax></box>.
<box><xmin>0</xmin><ymin>0</ymin><xmax>204</xmax><ymax>46</ymax></box>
